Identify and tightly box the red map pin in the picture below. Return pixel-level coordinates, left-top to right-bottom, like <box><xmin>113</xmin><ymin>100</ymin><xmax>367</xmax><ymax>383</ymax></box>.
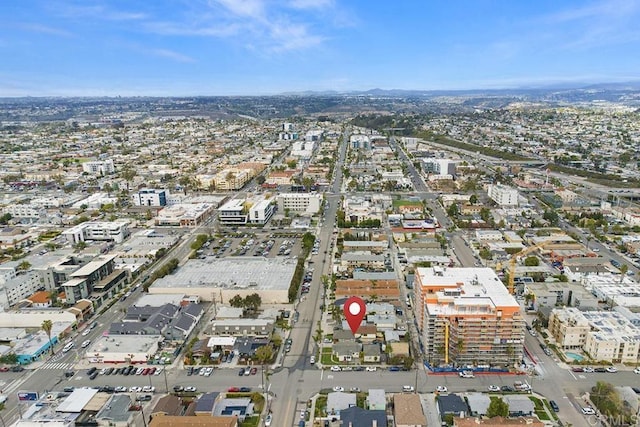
<box><xmin>344</xmin><ymin>296</ymin><xmax>366</xmax><ymax>335</ymax></box>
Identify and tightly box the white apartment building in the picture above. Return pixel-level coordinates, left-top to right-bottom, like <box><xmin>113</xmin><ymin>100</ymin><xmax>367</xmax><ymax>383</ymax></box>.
<box><xmin>82</xmin><ymin>159</ymin><xmax>115</xmax><ymax>175</ymax></box>
<box><xmin>0</xmin><ymin>271</ymin><xmax>43</xmax><ymax>309</ymax></box>
<box><xmin>548</xmin><ymin>307</ymin><xmax>590</xmax><ymax>349</ymax></box>
<box><xmin>2</xmin><ymin>204</ymin><xmax>43</xmax><ymax>220</ymax></box>
<box><xmin>276</xmin><ymin>193</ymin><xmax>322</xmax><ymax>215</ymax></box>
<box><xmin>584</xmin><ymin>274</ymin><xmax>640</xmax><ymax>307</ymax></box>
<box><xmin>582</xmin><ymin>311</ymin><xmax>640</xmax><ymax>363</ymax></box>
<box><xmin>132</xmin><ymin>188</ymin><xmax>169</xmax><ymax>207</ymax></box>
<box><xmin>248</xmin><ymin>199</ymin><xmax>275</xmax><ymax>225</ymax></box>
<box><xmin>62</xmin><ymin>221</ymin><xmax>130</xmax><ymax>244</ymax></box>
<box><xmin>487</xmin><ymin>184</ymin><xmax>519</xmax><ymax>207</ymax></box>
<box><xmin>422</xmin><ymin>158</ymin><xmax>456</xmax><ymax>176</ymax></box>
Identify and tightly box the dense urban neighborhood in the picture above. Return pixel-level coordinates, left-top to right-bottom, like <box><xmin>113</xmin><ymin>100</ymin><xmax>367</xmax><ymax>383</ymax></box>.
<box><xmin>1</xmin><ymin>91</ymin><xmax>640</xmax><ymax>427</ymax></box>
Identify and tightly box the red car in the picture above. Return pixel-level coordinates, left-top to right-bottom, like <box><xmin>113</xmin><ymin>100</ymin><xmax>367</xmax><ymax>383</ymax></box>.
<box><xmin>250</xmin><ymin>367</ymin><xmax>258</xmax><ymax>375</ymax></box>
<box><xmin>148</xmin><ymin>367</ymin><xmax>156</xmax><ymax>375</ymax></box>
<box><xmin>141</xmin><ymin>368</ymin><xmax>150</xmax><ymax>375</ymax></box>
<box><xmin>0</xmin><ymin>367</ymin><xmax>9</xmax><ymax>372</ymax></box>
<box><xmin>227</xmin><ymin>387</ymin><xmax>240</xmax><ymax>392</ymax></box>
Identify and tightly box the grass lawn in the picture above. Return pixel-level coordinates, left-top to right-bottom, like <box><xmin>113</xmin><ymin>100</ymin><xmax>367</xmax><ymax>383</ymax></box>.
<box><xmin>392</xmin><ymin>199</ymin><xmax>422</xmax><ymax>208</ymax></box>
<box><xmin>315</xmin><ymin>395</ymin><xmax>328</xmax><ymax>417</ymax></box>
<box><xmin>529</xmin><ymin>396</ymin><xmax>550</xmax><ymax>421</ymax></box>
<box><xmin>239</xmin><ymin>416</ymin><xmax>260</xmax><ymax>427</ymax></box>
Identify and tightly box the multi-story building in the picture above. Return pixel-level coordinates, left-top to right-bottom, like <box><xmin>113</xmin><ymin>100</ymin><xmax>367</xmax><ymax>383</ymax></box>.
<box><xmin>487</xmin><ymin>184</ymin><xmax>519</xmax><ymax>207</ymax></box>
<box><xmin>155</xmin><ymin>203</ymin><xmax>215</xmax><ymax>227</ymax></box>
<box><xmin>82</xmin><ymin>159</ymin><xmax>115</xmax><ymax>175</ymax></box>
<box><xmin>0</xmin><ymin>271</ymin><xmax>43</xmax><ymax>309</ymax></box>
<box><xmin>414</xmin><ymin>267</ymin><xmax>525</xmax><ymax>368</ymax></box>
<box><xmin>218</xmin><ymin>199</ymin><xmax>248</xmax><ymax>225</ymax></box>
<box><xmin>214</xmin><ymin>168</ymin><xmax>252</xmax><ymax>191</ymax></box>
<box><xmin>132</xmin><ymin>188</ymin><xmax>169</xmax><ymax>207</ymax></box>
<box><xmin>582</xmin><ymin>311</ymin><xmax>640</xmax><ymax>363</ymax></box>
<box><xmin>276</xmin><ymin>193</ymin><xmax>322</xmax><ymax>215</ymax></box>
<box><xmin>548</xmin><ymin>307</ymin><xmax>590</xmax><ymax>349</ymax></box>
<box><xmin>248</xmin><ymin>199</ymin><xmax>275</xmax><ymax>225</ymax></box>
<box><xmin>62</xmin><ymin>221</ymin><xmax>130</xmax><ymax>244</ymax></box>
<box><xmin>62</xmin><ymin>254</ymin><xmax>127</xmax><ymax>305</ymax></box>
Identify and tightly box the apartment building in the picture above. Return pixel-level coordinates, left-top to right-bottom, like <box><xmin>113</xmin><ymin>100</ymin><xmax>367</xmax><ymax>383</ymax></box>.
<box><xmin>82</xmin><ymin>159</ymin><xmax>115</xmax><ymax>175</ymax></box>
<box><xmin>132</xmin><ymin>188</ymin><xmax>169</xmax><ymax>207</ymax></box>
<box><xmin>276</xmin><ymin>192</ymin><xmax>322</xmax><ymax>215</ymax></box>
<box><xmin>62</xmin><ymin>220</ymin><xmax>130</xmax><ymax>244</ymax></box>
<box><xmin>487</xmin><ymin>184</ymin><xmax>519</xmax><ymax>207</ymax></box>
<box><xmin>582</xmin><ymin>311</ymin><xmax>640</xmax><ymax>363</ymax></box>
<box><xmin>548</xmin><ymin>307</ymin><xmax>590</xmax><ymax>349</ymax></box>
<box><xmin>214</xmin><ymin>168</ymin><xmax>252</xmax><ymax>191</ymax></box>
<box><xmin>0</xmin><ymin>271</ymin><xmax>43</xmax><ymax>309</ymax></box>
<box><xmin>414</xmin><ymin>267</ymin><xmax>525</xmax><ymax>367</ymax></box>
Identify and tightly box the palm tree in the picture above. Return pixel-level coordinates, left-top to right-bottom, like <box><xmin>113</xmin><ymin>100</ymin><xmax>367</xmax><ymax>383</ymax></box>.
<box><xmin>619</xmin><ymin>264</ymin><xmax>628</xmax><ymax>283</ymax></box>
<box><xmin>41</xmin><ymin>319</ymin><xmax>54</xmax><ymax>356</ymax></box>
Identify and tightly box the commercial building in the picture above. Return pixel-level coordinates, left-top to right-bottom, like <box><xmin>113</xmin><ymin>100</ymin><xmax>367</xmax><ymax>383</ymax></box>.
<box><xmin>214</xmin><ymin>168</ymin><xmax>252</xmax><ymax>191</ymax></box>
<box><xmin>61</xmin><ymin>254</ymin><xmax>128</xmax><ymax>305</ymax></box>
<box><xmin>132</xmin><ymin>188</ymin><xmax>169</xmax><ymax>207</ymax></box>
<box><xmin>156</xmin><ymin>203</ymin><xmax>215</xmax><ymax>227</ymax></box>
<box><xmin>414</xmin><ymin>267</ymin><xmax>525</xmax><ymax>367</ymax></box>
<box><xmin>148</xmin><ymin>257</ymin><xmax>295</xmax><ymax>304</ymax></box>
<box><xmin>62</xmin><ymin>220</ymin><xmax>130</xmax><ymax>244</ymax></box>
<box><xmin>85</xmin><ymin>334</ymin><xmax>160</xmax><ymax>363</ymax></box>
<box><xmin>487</xmin><ymin>184</ymin><xmax>520</xmax><ymax>207</ymax></box>
<box><xmin>217</xmin><ymin>199</ymin><xmax>249</xmax><ymax>225</ymax></box>
<box><xmin>248</xmin><ymin>199</ymin><xmax>275</xmax><ymax>224</ymax></box>
<box><xmin>276</xmin><ymin>192</ymin><xmax>322</xmax><ymax>215</ymax></box>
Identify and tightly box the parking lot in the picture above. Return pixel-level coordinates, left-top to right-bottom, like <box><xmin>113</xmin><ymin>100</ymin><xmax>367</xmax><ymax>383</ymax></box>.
<box><xmin>196</xmin><ymin>232</ymin><xmax>304</xmax><ymax>260</ymax></box>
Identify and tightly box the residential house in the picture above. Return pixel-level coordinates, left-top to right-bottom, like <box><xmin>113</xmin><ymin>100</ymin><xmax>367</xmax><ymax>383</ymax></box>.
<box><xmin>504</xmin><ymin>396</ymin><xmax>535</xmax><ymax>417</ymax></box>
<box><xmin>454</xmin><ymin>417</ymin><xmax>543</xmax><ymax>427</ymax></box>
<box><xmin>339</xmin><ymin>406</ymin><xmax>387</xmax><ymax>427</ymax></box>
<box><xmin>362</xmin><ymin>344</ymin><xmax>382</xmax><ymax>363</ymax></box>
<box><xmin>466</xmin><ymin>393</ymin><xmax>491</xmax><ymax>416</ymax></box>
<box><xmin>151</xmin><ymin>395</ymin><xmax>184</xmax><ymax>417</ymax></box>
<box><xmin>437</xmin><ymin>394</ymin><xmax>467</xmax><ymax>419</ymax></box>
<box><xmin>367</xmin><ymin>389</ymin><xmax>386</xmax><ymax>411</ymax></box>
<box><xmin>327</xmin><ymin>391</ymin><xmax>356</xmax><ymax>417</ymax></box>
<box><xmin>212</xmin><ymin>398</ymin><xmax>254</xmax><ymax>421</ymax></box>
<box><xmin>393</xmin><ymin>393</ymin><xmax>427</xmax><ymax>427</ymax></box>
<box><xmin>332</xmin><ymin>342</ymin><xmax>362</xmax><ymax>362</ymax></box>
<box><xmin>195</xmin><ymin>392</ymin><xmax>220</xmax><ymax>416</ymax></box>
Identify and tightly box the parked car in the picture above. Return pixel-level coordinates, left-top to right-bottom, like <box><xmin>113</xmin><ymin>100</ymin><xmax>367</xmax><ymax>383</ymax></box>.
<box><xmin>173</xmin><ymin>386</ymin><xmax>184</xmax><ymax>392</ymax></box>
<box><xmin>488</xmin><ymin>385</ymin><xmax>500</xmax><ymax>392</ymax></box>
<box><xmin>184</xmin><ymin>386</ymin><xmax>197</xmax><ymax>392</ymax></box>
<box><xmin>330</xmin><ymin>366</ymin><xmax>341</xmax><ymax>372</ymax></box>
<box><xmin>238</xmin><ymin>368</ymin><xmax>245</xmax><ymax>376</ymax></box>
<box><xmin>435</xmin><ymin>386</ymin><xmax>448</xmax><ymax>393</ymax></box>
<box><xmin>250</xmin><ymin>367</ymin><xmax>257</xmax><ymax>375</ymax></box>
<box><xmin>114</xmin><ymin>386</ymin><xmax>127</xmax><ymax>393</ymax></box>
<box><xmin>582</xmin><ymin>407</ymin><xmax>596</xmax><ymax>415</ymax></box>
<box><xmin>606</xmin><ymin>367</ymin><xmax>618</xmax><ymax>373</ymax></box>
<box><xmin>332</xmin><ymin>386</ymin><xmax>344</xmax><ymax>392</ymax></box>
<box><xmin>549</xmin><ymin>400</ymin><xmax>559</xmax><ymax>412</ymax></box>
<box><xmin>365</xmin><ymin>366</ymin><xmax>377</xmax><ymax>372</ymax></box>
<box><xmin>402</xmin><ymin>385</ymin><xmax>415</xmax><ymax>392</ymax></box>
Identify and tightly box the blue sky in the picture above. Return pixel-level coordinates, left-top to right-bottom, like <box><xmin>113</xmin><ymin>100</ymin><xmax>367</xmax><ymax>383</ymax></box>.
<box><xmin>2</xmin><ymin>0</ymin><xmax>640</xmax><ymax>96</ymax></box>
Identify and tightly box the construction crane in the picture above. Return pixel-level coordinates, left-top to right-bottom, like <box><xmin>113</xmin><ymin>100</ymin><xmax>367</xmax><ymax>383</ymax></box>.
<box><xmin>499</xmin><ymin>241</ymin><xmax>551</xmax><ymax>294</ymax></box>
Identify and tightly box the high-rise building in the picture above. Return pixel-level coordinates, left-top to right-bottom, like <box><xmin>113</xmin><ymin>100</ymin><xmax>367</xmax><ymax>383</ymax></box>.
<box><xmin>487</xmin><ymin>184</ymin><xmax>519</xmax><ymax>206</ymax></box>
<box><xmin>414</xmin><ymin>267</ymin><xmax>525</xmax><ymax>368</ymax></box>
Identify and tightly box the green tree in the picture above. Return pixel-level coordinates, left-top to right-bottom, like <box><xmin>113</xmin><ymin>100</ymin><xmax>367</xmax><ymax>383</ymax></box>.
<box><xmin>229</xmin><ymin>295</ymin><xmax>244</xmax><ymax>308</ymax></box>
<box><xmin>619</xmin><ymin>264</ymin><xmax>628</xmax><ymax>282</ymax></box>
<box><xmin>255</xmin><ymin>345</ymin><xmax>273</xmax><ymax>365</ymax></box>
<box><xmin>486</xmin><ymin>397</ymin><xmax>509</xmax><ymax>418</ymax></box>
<box><xmin>41</xmin><ymin>319</ymin><xmax>55</xmax><ymax>356</ymax></box>
<box><xmin>524</xmin><ymin>256</ymin><xmax>540</xmax><ymax>267</ymax></box>
<box><xmin>446</xmin><ymin>203</ymin><xmax>459</xmax><ymax>217</ymax></box>
<box><xmin>469</xmin><ymin>194</ymin><xmax>478</xmax><ymax>205</ymax></box>
<box><xmin>17</xmin><ymin>260</ymin><xmax>31</xmax><ymax>271</ymax></box>
<box><xmin>244</xmin><ymin>293</ymin><xmax>262</xmax><ymax>313</ymax></box>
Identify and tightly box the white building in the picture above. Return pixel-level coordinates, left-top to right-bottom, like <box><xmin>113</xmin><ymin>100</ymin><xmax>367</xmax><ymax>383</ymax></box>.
<box><xmin>82</xmin><ymin>159</ymin><xmax>115</xmax><ymax>175</ymax></box>
<box><xmin>487</xmin><ymin>184</ymin><xmax>519</xmax><ymax>207</ymax></box>
<box><xmin>132</xmin><ymin>188</ymin><xmax>169</xmax><ymax>207</ymax></box>
<box><xmin>422</xmin><ymin>158</ymin><xmax>456</xmax><ymax>177</ymax></box>
<box><xmin>0</xmin><ymin>271</ymin><xmax>44</xmax><ymax>308</ymax></box>
<box><xmin>62</xmin><ymin>221</ymin><xmax>130</xmax><ymax>244</ymax></box>
<box><xmin>2</xmin><ymin>204</ymin><xmax>44</xmax><ymax>221</ymax></box>
<box><xmin>71</xmin><ymin>193</ymin><xmax>118</xmax><ymax>210</ymax></box>
<box><xmin>276</xmin><ymin>193</ymin><xmax>322</xmax><ymax>215</ymax></box>
<box><xmin>86</xmin><ymin>335</ymin><xmax>160</xmax><ymax>363</ymax></box>
<box><xmin>218</xmin><ymin>199</ymin><xmax>248</xmax><ymax>225</ymax></box>
<box><xmin>248</xmin><ymin>199</ymin><xmax>275</xmax><ymax>225</ymax></box>
<box><xmin>155</xmin><ymin>203</ymin><xmax>215</xmax><ymax>227</ymax></box>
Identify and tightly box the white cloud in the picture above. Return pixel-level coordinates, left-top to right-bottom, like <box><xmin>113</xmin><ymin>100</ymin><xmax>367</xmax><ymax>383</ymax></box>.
<box><xmin>16</xmin><ymin>23</ymin><xmax>73</xmax><ymax>37</ymax></box>
<box><xmin>148</xmin><ymin>48</ymin><xmax>196</xmax><ymax>63</ymax></box>
<box><xmin>211</xmin><ymin>0</ymin><xmax>266</xmax><ymax>19</ymax></box>
<box><xmin>288</xmin><ymin>0</ymin><xmax>334</xmax><ymax>9</ymax></box>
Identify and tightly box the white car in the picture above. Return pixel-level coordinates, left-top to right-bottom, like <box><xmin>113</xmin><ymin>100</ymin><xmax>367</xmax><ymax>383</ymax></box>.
<box><xmin>583</xmin><ymin>367</ymin><xmax>595</xmax><ymax>373</ymax></box>
<box><xmin>402</xmin><ymin>385</ymin><xmax>415</xmax><ymax>392</ymax></box>
<box><xmin>82</xmin><ymin>329</ymin><xmax>91</xmax><ymax>336</ymax></box>
<box><xmin>204</xmin><ymin>367</ymin><xmax>213</xmax><ymax>376</ymax></box>
<box><xmin>129</xmin><ymin>386</ymin><xmax>142</xmax><ymax>393</ymax></box>
<box><xmin>199</xmin><ymin>367</ymin><xmax>206</xmax><ymax>376</ymax></box>
<box><xmin>114</xmin><ymin>386</ymin><xmax>127</xmax><ymax>393</ymax></box>
<box><xmin>350</xmin><ymin>387</ymin><xmax>361</xmax><ymax>392</ymax></box>
<box><xmin>330</xmin><ymin>366</ymin><xmax>341</xmax><ymax>372</ymax></box>
<box><xmin>459</xmin><ymin>370</ymin><xmax>474</xmax><ymax>378</ymax></box>
<box><xmin>436</xmin><ymin>386</ymin><xmax>448</xmax><ymax>393</ymax></box>
<box><xmin>606</xmin><ymin>367</ymin><xmax>618</xmax><ymax>373</ymax></box>
<box><xmin>332</xmin><ymin>386</ymin><xmax>344</xmax><ymax>392</ymax></box>
<box><xmin>142</xmin><ymin>386</ymin><xmax>155</xmax><ymax>393</ymax></box>
<box><xmin>264</xmin><ymin>414</ymin><xmax>272</xmax><ymax>426</ymax></box>
<box><xmin>634</xmin><ymin>368</ymin><xmax>640</xmax><ymax>374</ymax></box>
<box><xmin>582</xmin><ymin>407</ymin><xmax>596</xmax><ymax>415</ymax></box>
<box><xmin>80</xmin><ymin>340</ymin><xmax>91</xmax><ymax>348</ymax></box>
<box><xmin>309</xmin><ymin>356</ymin><xmax>315</xmax><ymax>364</ymax></box>
<box><xmin>365</xmin><ymin>366</ymin><xmax>377</xmax><ymax>372</ymax></box>
<box><xmin>184</xmin><ymin>386</ymin><xmax>197</xmax><ymax>392</ymax></box>
<box><xmin>488</xmin><ymin>385</ymin><xmax>500</xmax><ymax>392</ymax></box>
<box><xmin>154</xmin><ymin>367</ymin><xmax>163</xmax><ymax>376</ymax></box>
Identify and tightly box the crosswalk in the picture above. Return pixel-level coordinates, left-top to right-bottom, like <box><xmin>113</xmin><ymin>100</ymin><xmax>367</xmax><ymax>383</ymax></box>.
<box><xmin>39</xmin><ymin>362</ymin><xmax>75</xmax><ymax>370</ymax></box>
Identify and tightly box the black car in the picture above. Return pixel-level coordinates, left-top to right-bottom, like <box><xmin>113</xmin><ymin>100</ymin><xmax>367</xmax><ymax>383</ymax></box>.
<box><xmin>11</xmin><ymin>366</ymin><xmax>24</xmax><ymax>372</ymax></box>
<box><xmin>240</xmin><ymin>387</ymin><xmax>251</xmax><ymax>392</ymax></box>
<box><xmin>64</xmin><ymin>371</ymin><xmax>75</xmax><ymax>378</ymax></box>
<box><xmin>388</xmin><ymin>366</ymin><xmax>400</xmax><ymax>372</ymax></box>
<box><xmin>173</xmin><ymin>385</ymin><xmax>184</xmax><ymax>392</ymax></box>
<box><xmin>99</xmin><ymin>386</ymin><xmax>114</xmax><ymax>393</ymax></box>
<box><xmin>63</xmin><ymin>387</ymin><xmax>74</xmax><ymax>393</ymax></box>
<box><xmin>238</xmin><ymin>368</ymin><xmax>245</xmax><ymax>376</ymax></box>
<box><xmin>105</xmin><ymin>367</ymin><xmax>114</xmax><ymax>375</ymax></box>
<box><xmin>89</xmin><ymin>371</ymin><xmax>99</xmax><ymax>380</ymax></box>
<box><xmin>187</xmin><ymin>367</ymin><xmax>193</xmax><ymax>376</ymax></box>
<box><xmin>549</xmin><ymin>400</ymin><xmax>559</xmax><ymax>412</ymax></box>
<box><xmin>87</xmin><ymin>367</ymin><xmax>97</xmax><ymax>376</ymax></box>
<box><xmin>594</xmin><ymin>367</ymin><xmax>607</xmax><ymax>373</ymax></box>
<box><xmin>501</xmin><ymin>386</ymin><xmax>514</xmax><ymax>392</ymax></box>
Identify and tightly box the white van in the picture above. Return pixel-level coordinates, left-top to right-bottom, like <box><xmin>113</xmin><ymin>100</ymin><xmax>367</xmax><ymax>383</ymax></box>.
<box><xmin>62</xmin><ymin>342</ymin><xmax>75</xmax><ymax>353</ymax></box>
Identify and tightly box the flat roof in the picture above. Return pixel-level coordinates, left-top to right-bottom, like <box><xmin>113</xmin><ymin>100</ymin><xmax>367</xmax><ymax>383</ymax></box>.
<box><xmin>91</xmin><ymin>334</ymin><xmax>161</xmax><ymax>354</ymax></box>
<box><xmin>70</xmin><ymin>255</ymin><xmax>117</xmax><ymax>277</ymax></box>
<box><xmin>151</xmin><ymin>257</ymin><xmax>296</xmax><ymax>291</ymax></box>
<box><xmin>57</xmin><ymin>387</ymin><xmax>99</xmax><ymax>413</ymax></box>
